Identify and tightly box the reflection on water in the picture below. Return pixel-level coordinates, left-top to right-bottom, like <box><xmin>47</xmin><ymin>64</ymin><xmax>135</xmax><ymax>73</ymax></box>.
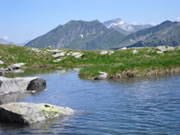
<box><xmin>1</xmin><ymin>71</ymin><xmax>180</xmax><ymax>135</ymax></box>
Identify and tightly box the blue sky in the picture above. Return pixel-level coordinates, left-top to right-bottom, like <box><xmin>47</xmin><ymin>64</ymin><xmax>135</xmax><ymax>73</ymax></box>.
<box><xmin>0</xmin><ymin>0</ymin><xmax>180</xmax><ymax>43</ymax></box>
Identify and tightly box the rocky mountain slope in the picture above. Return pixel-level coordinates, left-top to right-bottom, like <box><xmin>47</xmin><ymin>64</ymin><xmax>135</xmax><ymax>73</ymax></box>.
<box><xmin>118</xmin><ymin>20</ymin><xmax>180</xmax><ymax>48</ymax></box>
<box><xmin>25</xmin><ymin>20</ymin><xmax>125</xmax><ymax>50</ymax></box>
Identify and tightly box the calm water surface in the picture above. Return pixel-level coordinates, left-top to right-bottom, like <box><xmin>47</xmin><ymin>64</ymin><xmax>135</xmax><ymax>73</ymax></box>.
<box><xmin>0</xmin><ymin>71</ymin><xmax>180</xmax><ymax>135</ymax></box>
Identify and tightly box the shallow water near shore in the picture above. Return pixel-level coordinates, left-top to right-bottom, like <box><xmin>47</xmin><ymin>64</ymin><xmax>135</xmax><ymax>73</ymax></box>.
<box><xmin>0</xmin><ymin>71</ymin><xmax>180</xmax><ymax>135</ymax></box>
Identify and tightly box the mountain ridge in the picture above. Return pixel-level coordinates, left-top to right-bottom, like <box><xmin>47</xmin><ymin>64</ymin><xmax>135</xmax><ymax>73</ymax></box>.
<box><xmin>25</xmin><ymin>20</ymin><xmax>125</xmax><ymax>50</ymax></box>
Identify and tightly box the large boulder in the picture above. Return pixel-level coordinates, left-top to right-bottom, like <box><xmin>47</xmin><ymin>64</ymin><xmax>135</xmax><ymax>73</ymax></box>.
<box><xmin>0</xmin><ymin>77</ymin><xmax>46</xmax><ymax>95</ymax></box>
<box><xmin>0</xmin><ymin>102</ymin><xmax>75</xmax><ymax>125</ymax></box>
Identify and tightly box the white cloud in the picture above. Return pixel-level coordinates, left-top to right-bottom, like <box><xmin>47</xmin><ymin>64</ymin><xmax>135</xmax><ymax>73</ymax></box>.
<box><xmin>2</xmin><ymin>36</ymin><xmax>8</xmax><ymax>41</ymax></box>
<box><xmin>176</xmin><ymin>17</ymin><xmax>180</xmax><ymax>21</ymax></box>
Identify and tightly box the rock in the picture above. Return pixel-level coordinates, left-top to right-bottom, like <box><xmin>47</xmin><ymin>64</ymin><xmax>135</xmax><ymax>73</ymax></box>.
<box><xmin>71</xmin><ymin>52</ymin><xmax>84</xmax><ymax>58</ymax></box>
<box><xmin>100</xmin><ymin>51</ymin><xmax>108</xmax><ymax>55</ymax></box>
<box><xmin>156</xmin><ymin>46</ymin><xmax>175</xmax><ymax>52</ymax></box>
<box><xmin>31</xmin><ymin>48</ymin><xmax>40</xmax><ymax>53</ymax></box>
<box><xmin>120</xmin><ymin>47</ymin><xmax>127</xmax><ymax>50</ymax></box>
<box><xmin>0</xmin><ymin>68</ymin><xmax>5</xmax><ymax>76</ymax></box>
<box><xmin>0</xmin><ymin>60</ymin><xmax>4</xmax><ymax>65</ymax></box>
<box><xmin>0</xmin><ymin>77</ymin><xmax>46</xmax><ymax>95</ymax></box>
<box><xmin>27</xmin><ymin>78</ymin><xmax>46</xmax><ymax>91</ymax></box>
<box><xmin>157</xmin><ymin>51</ymin><xmax>163</xmax><ymax>54</ymax></box>
<box><xmin>74</xmin><ymin>54</ymin><xmax>83</xmax><ymax>58</ymax></box>
<box><xmin>46</xmin><ymin>49</ymin><xmax>62</xmax><ymax>54</ymax></box>
<box><xmin>95</xmin><ymin>72</ymin><xmax>108</xmax><ymax>80</ymax></box>
<box><xmin>0</xmin><ymin>102</ymin><xmax>75</xmax><ymax>125</ymax></box>
<box><xmin>52</xmin><ymin>52</ymin><xmax>66</xmax><ymax>58</ymax></box>
<box><xmin>108</xmin><ymin>51</ymin><xmax>114</xmax><ymax>55</ymax></box>
<box><xmin>100</xmin><ymin>50</ymin><xmax>114</xmax><ymax>55</ymax></box>
<box><xmin>0</xmin><ymin>80</ymin><xmax>2</xmax><ymax>87</ymax></box>
<box><xmin>8</xmin><ymin>63</ymin><xmax>26</xmax><ymax>70</ymax></box>
<box><xmin>132</xmin><ymin>50</ymin><xmax>138</xmax><ymax>54</ymax></box>
<box><xmin>53</xmin><ymin>59</ymin><xmax>62</xmax><ymax>63</ymax></box>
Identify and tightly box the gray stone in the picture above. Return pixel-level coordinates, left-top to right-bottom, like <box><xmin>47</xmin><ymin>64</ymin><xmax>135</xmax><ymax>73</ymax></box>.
<box><xmin>46</xmin><ymin>49</ymin><xmax>62</xmax><ymax>54</ymax></box>
<box><xmin>0</xmin><ymin>102</ymin><xmax>75</xmax><ymax>125</ymax></box>
<box><xmin>27</xmin><ymin>78</ymin><xmax>46</xmax><ymax>91</ymax></box>
<box><xmin>0</xmin><ymin>70</ymin><xmax>4</xmax><ymax>76</ymax></box>
<box><xmin>0</xmin><ymin>77</ymin><xmax>46</xmax><ymax>95</ymax></box>
<box><xmin>8</xmin><ymin>63</ymin><xmax>26</xmax><ymax>70</ymax></box>
<box><xmin>95</xmin><ymin>72</ymin><xmax>108</xmax><ymax>80</ymax></box>
<box><xmin>99</xmin><ymin>51</ymin><xmax>108</xmax><ymax>55</ymax></box>
<box><xmin>156</xmin><ymin>46</ymin><xmax>175</xmax><ymax>52</ymax></box>
<box><xmin>120</xmin><ymin>47</ymin><xmax>127</xmax><ymax>50</ymax></box>
<box><xmin>31</xmin><ymin>48</ymin><xmax>40</xmax><ymax>53</ymax></box>
<box><xmin>53</xmin><ymin>59</ymin><xmax>62</xmax><ymax>63</ymax></box>
<box><xmin>52</xmin><ymin>52</ymin><xmax>66</xmax><ymax>58</ymax></box>
<box><xmin>71</xmin><ymin>52</ymin><xmax>84</xmax><ymax>58</ymax></box>
<box><xmin>0</xmin><ymin>60</ymin><xmax>4</xmax><ymax>65</ymax></box>
<box><xmin>132</xmin><ymin>49</ymin><xmax>138</xmax><ymax>54</ymax></box>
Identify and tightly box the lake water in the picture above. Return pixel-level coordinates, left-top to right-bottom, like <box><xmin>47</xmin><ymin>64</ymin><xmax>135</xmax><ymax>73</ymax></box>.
<box><xmin>0</xmin><ymin>71</ymin><xmax>180</xmax><ymax>135</ymax></box>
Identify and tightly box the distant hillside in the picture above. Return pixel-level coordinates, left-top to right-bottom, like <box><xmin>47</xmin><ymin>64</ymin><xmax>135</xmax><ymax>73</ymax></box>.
<box><xmin>25</xmin><ymin>20</ymin><xmax>125</xmax><ymax>50</ymax></box>
<box><xmin>119</xmin><ymin>20</ymin><xmax>180</xmax><ymax>47</ymax></box>
<box><xmin>104</xmin><ymin>18</ymin><xmax>152</xmax><ymax>35</ymax></box>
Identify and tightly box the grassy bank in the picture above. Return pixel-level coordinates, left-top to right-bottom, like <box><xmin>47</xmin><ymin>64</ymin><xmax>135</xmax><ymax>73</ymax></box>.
<box><xmin>1</xmin><ymin>44</ymin><xmax>180</xmax><ymax>80</ymax></box>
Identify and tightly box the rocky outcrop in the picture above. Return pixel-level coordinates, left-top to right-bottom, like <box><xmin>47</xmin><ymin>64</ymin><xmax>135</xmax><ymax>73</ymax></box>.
<box><xmin>0</xmin><ymin>77</ymin><xmax>46</xmax><ymax>95</ymax></box>
<box><xmin>0</xmin><ymin>102</ymin><xmax>75</xmax><ymax>125</ymax></box>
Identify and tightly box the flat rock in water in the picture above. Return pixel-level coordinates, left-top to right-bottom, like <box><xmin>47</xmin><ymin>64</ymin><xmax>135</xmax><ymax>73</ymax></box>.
<box><xmin>0</xmin><ymin>102</ymin><xmax>75</xmax><ymax>125</ymax></box>
<box><xmin>0</xmin><ymin>77</ymin><xmax>46</xmax><ymax>95</ymax></box>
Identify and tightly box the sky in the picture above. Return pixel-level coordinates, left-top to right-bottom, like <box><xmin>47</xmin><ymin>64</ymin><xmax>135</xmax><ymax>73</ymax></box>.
<box><xmin>0</xmin><ymin>0</ymin><xmax>180</xmax><ymax>43</ymax></box>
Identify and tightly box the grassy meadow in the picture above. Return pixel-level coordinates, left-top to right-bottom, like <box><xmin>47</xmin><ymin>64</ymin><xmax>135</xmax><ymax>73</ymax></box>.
<box><xmin>1</xmin><ymin>44</ymin><xmax>180</xmax><ymax>80</ymax></box>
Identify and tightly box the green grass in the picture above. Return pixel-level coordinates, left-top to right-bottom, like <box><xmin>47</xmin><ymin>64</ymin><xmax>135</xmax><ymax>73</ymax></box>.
<box><xmin>0</xmin><ymin>44</ymin><xmax>55</xmax><ymax>68</ymax></box>
<box><xmin>1</xmin><ymin>44</ymin><xmax>180</xmax><ymax>80</ymax></box>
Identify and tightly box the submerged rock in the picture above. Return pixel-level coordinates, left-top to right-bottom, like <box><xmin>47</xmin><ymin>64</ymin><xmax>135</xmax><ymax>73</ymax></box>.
<box><xmin>0</xmin><ymin>102</ymin><xmax>75</xmax><ymax>125</ymax></box>
<box><xmin>0</xmin><ymin>77</ymin><xmax>46</xmax><ymax>95</ymax></box>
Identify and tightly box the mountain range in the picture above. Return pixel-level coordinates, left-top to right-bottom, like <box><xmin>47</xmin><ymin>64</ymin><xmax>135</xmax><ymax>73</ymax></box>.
<box><xmin>25</xmin><ymin>20</ymin><xmax>125</xmax><ymax>50</ymax></box>
<box><xmin>103</xmin><ymin>18</ymin><xmax>152</xmax><ymax>35</ymax></box>
<box><xmin>25</xmin><ymin>19</ymin><xmax>180</xmax><ymax>49</ymax></box>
